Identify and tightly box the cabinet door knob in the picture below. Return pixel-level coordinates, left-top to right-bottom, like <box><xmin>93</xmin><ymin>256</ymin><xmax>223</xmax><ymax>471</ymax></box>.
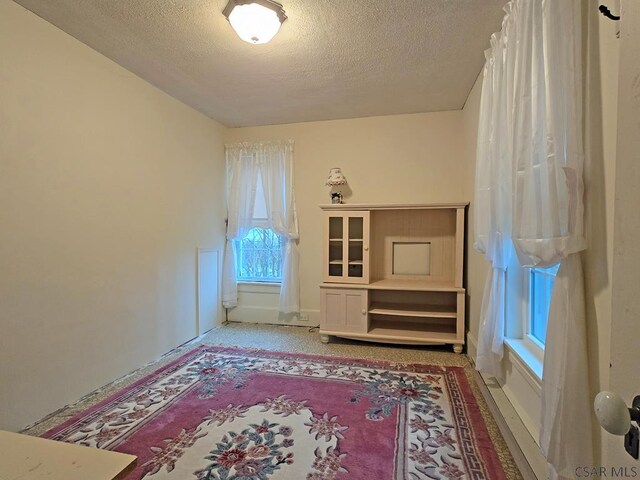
<box><xmin>364</xmin><ymin>246</ymin><xmax>369</xmax><ymax>251</ymax></box>
<box><xmin>361</xmin><ymin>309</ymin><xmax>366</xmax><ymax>315</ymax></box>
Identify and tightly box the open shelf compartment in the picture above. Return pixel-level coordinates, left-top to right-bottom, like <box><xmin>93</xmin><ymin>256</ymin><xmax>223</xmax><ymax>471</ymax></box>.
<box><xmin>368</xmin><ymin>315</ymin><xmax>457</xmax><ymax>342</ymax></box>
<box><xmin>369</xmin><ymin>289</ymin><xmax>457</xmax><ymax>318</ymax></box>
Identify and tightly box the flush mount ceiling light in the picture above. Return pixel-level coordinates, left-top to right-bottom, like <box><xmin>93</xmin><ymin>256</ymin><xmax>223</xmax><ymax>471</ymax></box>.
<box><xmin>223</xmin><ymin>0</ymin><xmax>287</xmax><ymax>45</ymax></box>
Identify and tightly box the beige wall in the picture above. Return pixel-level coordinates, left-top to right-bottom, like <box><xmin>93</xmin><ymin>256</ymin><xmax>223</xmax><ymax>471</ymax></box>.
<box><xmin>608</xmin><ymin>0</ymin><xmax>640</xmax><ymax>468</ymax></box>
<box><xmin>225</xmin><ymin>112</ymin><xmax>469</xmax><ymax>324</ymax></box>
<box><xmin>583</xmin><ymin>0</ymin><xmax>620</xmax><ymax>463</ymax></box>
<box><xmin>0</xmin><ymin>0</ymin><xmax>226</xmax><ymax>431</ymax></box>
<box><xmin>461</xmin><ymin>74</ymin><xmax>486</xmax><ymax>347</ymax></box>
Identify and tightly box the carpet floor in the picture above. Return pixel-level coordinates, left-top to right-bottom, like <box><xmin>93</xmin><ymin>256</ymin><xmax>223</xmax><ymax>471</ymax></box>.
<box><xmin>25</xmin><ymin>323</ymin><xmax>523</xmax><ymax>479</ymax></box>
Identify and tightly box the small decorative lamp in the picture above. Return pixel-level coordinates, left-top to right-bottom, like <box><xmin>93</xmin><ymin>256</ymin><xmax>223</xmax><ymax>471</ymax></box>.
<box><xmin>223</xmin><ymin>0</ymin><xmax>287</xmax><ymax>45</ymax></box>
<box><xmin>325</xmin><ymin>168</ymin><xmax>347</xmax><ymax>204</ymax></box>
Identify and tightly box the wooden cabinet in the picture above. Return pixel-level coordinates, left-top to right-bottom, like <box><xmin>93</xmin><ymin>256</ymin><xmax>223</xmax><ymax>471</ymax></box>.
<box><xmin>319</xmin><ymin>203</ymin><xmax>467</xmax><ymax>353</ymax></box>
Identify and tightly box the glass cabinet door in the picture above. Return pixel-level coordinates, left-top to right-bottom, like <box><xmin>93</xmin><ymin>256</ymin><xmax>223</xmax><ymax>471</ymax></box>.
<box><xmin>347</xmin><ymin>215</ymin><xmax>364</xmax><ymax>279</ymax></box>
<box><xmin>323</xmin><ymin>211</ymin><xmax>369</xmax><ymax>284</ymax></box>
<box><xmin>327</xmin><ymin>215</ymin><xmax>344</xmax><ymax>279</ymax></box>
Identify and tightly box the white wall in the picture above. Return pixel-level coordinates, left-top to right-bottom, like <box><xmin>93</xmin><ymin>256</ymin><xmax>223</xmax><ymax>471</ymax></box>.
<box><xmin>224</xmin><ymin>112</ymin><xmax>469</xmax><ymax>326</ymax></box>
<box><xmin>608</xmin><ymin>0</ymin><xmax>640</xmax><ymax>468</ymax></box>
<box><xmin>0</xmin><ymin>0</ymin><xmax>226</xmax><ymax>431</ymax></box>
<box><xmin>461</xmin><ymin>73</ymin><xmax>487</xmax><ymax>353</ymax></box>
<box><xmin>583</xmin><ymin>0</ymin><xmax>621</xmax><ymax>463</ymax></box>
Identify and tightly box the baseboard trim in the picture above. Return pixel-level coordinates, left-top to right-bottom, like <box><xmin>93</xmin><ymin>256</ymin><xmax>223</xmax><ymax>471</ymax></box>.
<box><xmin>227</xmin><ymin>306</ymin><xmax>320</xmax><ymax>327</ymax></box>
<box><xmin>466</xmin><ymin>331</ymin><xmax>478</xmax><ymax>361</ymax></box>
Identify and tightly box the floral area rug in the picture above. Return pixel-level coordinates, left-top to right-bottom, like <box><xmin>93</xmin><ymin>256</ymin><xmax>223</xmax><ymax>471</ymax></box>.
<box><xmin>43</xmin><ymin>346</ymin><xmax>507</xmax><ymax>480</ymax></box>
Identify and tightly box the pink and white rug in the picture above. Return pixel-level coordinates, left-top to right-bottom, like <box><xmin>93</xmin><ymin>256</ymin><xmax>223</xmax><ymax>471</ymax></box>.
<box><xmin>43</xmin><ymin>346</ymin><xmax>507</xmax><ymax>479</ymax></box>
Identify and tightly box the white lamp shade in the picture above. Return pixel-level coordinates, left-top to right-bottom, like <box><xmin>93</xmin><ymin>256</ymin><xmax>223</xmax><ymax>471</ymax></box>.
<box><xmin>594</xmin><ymin>391</ymin><xmax>631</xmax><ymax>435</ymax></box>
<box><xmin>326</xmin><ymin>167</ymin><xmax>347</xmax><ymax>186</ymax></box>
<box><xmin>228</xmin><ymin>3</ymin><xmax>282</xmax><ymax>44</ymax></box>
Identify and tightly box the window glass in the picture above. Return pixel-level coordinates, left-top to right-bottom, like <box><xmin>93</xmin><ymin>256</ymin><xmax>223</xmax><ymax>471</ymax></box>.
<box><xmin>529</xmin><ymin>264</ymin><xmax>559</xmax><ymax>344</ymax></box>
<box><xmin>252</xmin><ymin>172</ymin><xmax>268</xmax><ymax>221</ymax></box>
<box><xmin>236</xmin><ymin>227</ymin><xmax>283</xmax><ymax>282</ymax></box>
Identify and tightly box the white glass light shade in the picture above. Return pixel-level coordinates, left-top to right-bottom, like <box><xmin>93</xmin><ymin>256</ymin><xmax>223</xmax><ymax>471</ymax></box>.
<box><xmin>228</xmin><ymin>3</ymin><xmax>283</xmax><ymax>45</ymax></box>
<box><xmin>326</xmin><ymin>167</ymin><xmax>347</xmax><ymax>186</ymax></box>
<box><xmin>594</xmin><ymin>391</ymin><xmax>631</xmax><ymax>435</ymax></box>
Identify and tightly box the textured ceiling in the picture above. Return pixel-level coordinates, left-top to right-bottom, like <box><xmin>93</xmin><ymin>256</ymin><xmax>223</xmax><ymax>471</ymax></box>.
<box><xmin>13</xmin><ymin>0</ymin><xmax>506</xmax><ymax>127</ymax></box>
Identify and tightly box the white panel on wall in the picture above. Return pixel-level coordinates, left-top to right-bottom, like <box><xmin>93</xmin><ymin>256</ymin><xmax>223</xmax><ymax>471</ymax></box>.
<box><xmin>197</xmin><ymin>249</ymin><xmax>220</xmax><ymax>335</ymax></box>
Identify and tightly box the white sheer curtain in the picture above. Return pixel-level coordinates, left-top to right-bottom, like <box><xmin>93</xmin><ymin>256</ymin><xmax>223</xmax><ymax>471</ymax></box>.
<box><xmin>222</xmin><ymin>140</ymin><xmax>300</xmax><ymax>313</ymax></box>
<box><xmin>257</xmin><ymin>141</ymin><xmax>300</xmax><ymax>313</ymax></box>
<box><xmin>473</xmin><ymin>17</ymin><xmax>515</xmax><ymax>376</ymax></box>
<box><xmin>222</xmin><ymin>145</ymin><xmax>260</xmax><ymax>308</ymax></box>
<box><xmin>474</xmin><ymin>1</ymin><xmax>592</xmax><ymax>478</ymax></box>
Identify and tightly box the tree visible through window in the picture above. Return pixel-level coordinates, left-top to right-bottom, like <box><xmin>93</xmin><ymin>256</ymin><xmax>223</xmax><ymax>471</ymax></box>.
<box><xmin>235</xmin><ymin>227</ymin><xmax>283</xmax><ymax>282</ymax></box>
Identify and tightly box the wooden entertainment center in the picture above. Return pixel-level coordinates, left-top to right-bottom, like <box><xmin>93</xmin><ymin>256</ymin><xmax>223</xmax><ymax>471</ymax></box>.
<box><xmin>319</xmin><ymin>203</ymin><xmax>467</xmax><ymax>353</ymax></box>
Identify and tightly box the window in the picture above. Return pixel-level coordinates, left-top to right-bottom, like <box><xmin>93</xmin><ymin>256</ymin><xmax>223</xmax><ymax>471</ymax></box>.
<box><xmin>235</xmin><ymin>227</ymin><xmax>283</xmax><ymax>282</ymax></box>
<box><xmin>505</xmin><ymin>259</ymin><xmax>559</xmax><ymax>378</ymax></box>
<box><xmin>234</xmin><ymin>170</ymin><xmax>283</xmax><ymax>283</ymax></box>
<box><xmin>528</xmin><ymin>264</ymin><xmax>559</xmax><ymax>346</ymax></box>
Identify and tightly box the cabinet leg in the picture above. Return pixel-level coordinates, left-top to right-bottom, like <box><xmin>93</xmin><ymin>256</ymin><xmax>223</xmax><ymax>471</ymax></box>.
<box><xmin>320</xmin><ymin>334</ymin><xmax>330</xmax><ymax>344</ymax></box>
<box><xmin>453</xmin><ymin>344</ymin><xmax>463</xmax><ymax>354</ymax></box>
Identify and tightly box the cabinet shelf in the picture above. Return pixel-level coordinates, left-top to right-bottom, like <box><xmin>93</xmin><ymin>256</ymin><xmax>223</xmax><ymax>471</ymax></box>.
<box><xmin>329</xmin><ymin>260</ymin><xmax>343</xmax><ymax>265</ymax></box>
<box><xmin>368</xmin><ymin>319</ymin><xmax>457</xmax><ymax>342</ymax></box>
<box><xmin>320</xmin><ymin>279</ymin><xmax>464</xmax><ymax>292</ymax></box>
<box><xmin>369</xmin><ymin>279</ymin><xmax>464</xmax><ymax>292</ymax></box>
<box><xmin>329</xmin><ymin>238</ymin><xmax>343</xmax><ymax>242</ymax></box>
<box><xmin>369</xmin><ymin>303</ymin><xmax>456</xmax><ymax>318</ymax></box>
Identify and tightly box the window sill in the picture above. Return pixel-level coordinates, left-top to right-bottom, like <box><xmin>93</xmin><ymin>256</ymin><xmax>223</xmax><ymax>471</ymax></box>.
<box><xmin>504</xmin><ymin>337</ymin><xmax>543</xmax><ymax>384</ymax></box>
<box><xmin>237</xmin><ymin>282</ymin><xmax>281</xmax><ymax>294</ymax></box>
